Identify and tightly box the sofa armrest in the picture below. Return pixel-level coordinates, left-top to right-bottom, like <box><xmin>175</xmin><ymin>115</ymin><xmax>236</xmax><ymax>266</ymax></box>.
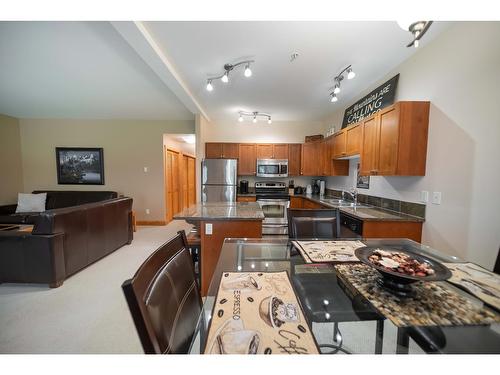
<box><xmin>0</xmin><ymin>204</ymin><xmax>17</xmax><ymax>215</ymax></box>
<box><xmin>0</xmin><ymin>232</ymin><xmax>65</xmax><ymax>287</ymax></box>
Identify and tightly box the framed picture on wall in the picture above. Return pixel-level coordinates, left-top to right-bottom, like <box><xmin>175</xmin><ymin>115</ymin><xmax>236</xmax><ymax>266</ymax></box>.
<box><xmin>356</xmin><ymin>162</ymin><xmax>370</xmax><ymax>189</ymax></box>
<box><xmin>56</xmin><ymin>147</ymin><xmax>105</xmax><ymax>185</ymax></box>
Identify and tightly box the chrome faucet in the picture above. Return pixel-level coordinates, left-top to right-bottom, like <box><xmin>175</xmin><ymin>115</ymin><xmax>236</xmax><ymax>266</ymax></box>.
<box><xmin>342</xmin><ymin>188</ymin><xmax>358</xmax><ymax>205</ymax></box>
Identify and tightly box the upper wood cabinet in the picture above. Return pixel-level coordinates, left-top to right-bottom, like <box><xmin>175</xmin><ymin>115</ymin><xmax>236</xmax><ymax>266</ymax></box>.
<box><xmin>360</xmin><ymin>101</ymin><xmax>430</xmax><ymax>176</ymax></box>
<box><xmin>256</xmin><ymin>144</ymin><xmax>274</xmax><ymax>159</ymax></box>
<box><xmin>256</xmin><ymin>144</ymin><xmax>289</xmax><ymax>159</ymax></box>
<box><xmin>322</xmin><ymin>136</ymin><xmax>349</xmax><ymax>176</ymax></box>
<box><xmin>332</xmin><ymin>131</ymin><xmax>347</xmax><ymax>159</ymax></box>
<box><xmin>238</xmin><ymin>144</ymin><xmax>256</xmax><ymax>176</ymax></box>
<box><xmin>288</xmin><ymin>144</ymin><xmax>302</xmax><ymax>176</ymax></box>
<box><xmin>332</xmin><ymin>123</ymin><xmax>362</xmax><ymax>159</ymax></box>
<box><xmin>205</xmin><ymin>143</ymin><xmax>239</xmax><ymax>158</ymax></box>
<box><xmin>345</xmin><ymin>123</ymin><xmax>362</xmax><ymax>156</ymax></box>
<box><xmin>301</xmin><ymin>141</ymin><xmax>320</xmax><ymax>176</ymax></box>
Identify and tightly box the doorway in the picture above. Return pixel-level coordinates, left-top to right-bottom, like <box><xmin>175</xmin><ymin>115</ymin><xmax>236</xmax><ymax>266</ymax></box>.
<box><xmin>164</xmin><ymin>134</ymin><xmax>196</xmax><ymax>223</ymax></box>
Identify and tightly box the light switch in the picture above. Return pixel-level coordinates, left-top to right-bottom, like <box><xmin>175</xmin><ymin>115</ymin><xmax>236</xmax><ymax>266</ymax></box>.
<box><xmin>143</xmin><ymin>167</ymin><xmax>148</xmax><ymax>173</ymax></box>
<box><xmin>145</xmin><ymin>209</ymin><xmax>150</xmax><ymax>215</ymax></box>
<box><xmin>420</xmin><ymin>191</ymin><xmax>429</xmax><ymax>203</ymax></box>
<box><xmin>432</xmin><ymin>192</ymin><xmax>442</xmax><ymax>205</ymax></box>
<box><xmin>205</xmin><ymin>223</ymin><xmax>213</xmax><ymax>235</ymax></box>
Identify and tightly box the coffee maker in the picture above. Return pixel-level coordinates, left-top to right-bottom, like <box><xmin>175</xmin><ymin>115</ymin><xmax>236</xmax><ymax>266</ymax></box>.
<box><xmin>239</xmin><ymin>180</ymin><xmax>249</xmax><ymax>194</ymax></box>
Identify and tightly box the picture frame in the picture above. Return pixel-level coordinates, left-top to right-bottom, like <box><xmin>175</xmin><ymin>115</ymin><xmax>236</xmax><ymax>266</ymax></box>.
<box><xmin>356</xmin><ymin>162</ymin><xmax>370</xmax><ymax>189</ymax></box>
<box><xmin>55</xmin><ymin>147</ymin><xmax>105</xmax><ymax>185</ymax></box>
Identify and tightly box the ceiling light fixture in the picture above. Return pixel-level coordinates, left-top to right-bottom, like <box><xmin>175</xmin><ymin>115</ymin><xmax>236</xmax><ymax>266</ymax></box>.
<box><xmin>205</xmin><ymin>59</ymin><xmax>255</xmax><ymax>91</ymax></box>
<box><xmin>398</xmin><ymin>21</ymin><xmax>433</xmax><ymax>48</ymax></box>
<box><xmin>238</xmin><ymin>111</ymin><xmax>272</xmax><ymax>124</ymax></box>
<box><xmin>329</xmin><ymin>65</ymin><xmax>355</xmax><ymax>103</ymax></box>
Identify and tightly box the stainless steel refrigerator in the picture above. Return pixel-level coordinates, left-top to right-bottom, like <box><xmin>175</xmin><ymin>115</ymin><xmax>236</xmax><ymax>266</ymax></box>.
<box><xmin>201</xmin><ymin>158</ymin><xmax>238</xmax><ymax>202</ymax></box>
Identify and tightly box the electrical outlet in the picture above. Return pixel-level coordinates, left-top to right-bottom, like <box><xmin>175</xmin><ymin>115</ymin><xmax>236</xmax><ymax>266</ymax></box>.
<box><xmin>420</xmin><ymin>191</ymin><xmax>429</xmax><ymax>203</ymax></box>
<box><xmin>205</xmin><ymin>223</ymin><xmax>213</xmax><ymax>235</ymax></box>
<box><xmin>145</xmin><ymin>208</ymin><xmax>150</xmax><ymax>215</ymax></box>
<box><xmin>143</xmin><ymin>167</ymin><xmax>148</xmax><ymax>173</ymax></box>
<box><xmin>432</xmin><ymin>192</ymin><xmax>442</xmax><ymax>205</ymax></box>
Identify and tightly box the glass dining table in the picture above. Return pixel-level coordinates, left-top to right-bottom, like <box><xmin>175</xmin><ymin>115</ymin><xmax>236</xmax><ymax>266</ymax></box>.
<box><xmin>188</xmin><ymin>238</ymin><xmax>500</xmax><ymax>354</ymax></box>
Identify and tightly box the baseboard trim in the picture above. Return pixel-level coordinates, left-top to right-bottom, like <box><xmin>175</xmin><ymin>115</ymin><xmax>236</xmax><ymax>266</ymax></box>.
<box><xmin>136</xmin><ymin>220</ymin><xmax>167</xmax><ymax>226</ymax></box>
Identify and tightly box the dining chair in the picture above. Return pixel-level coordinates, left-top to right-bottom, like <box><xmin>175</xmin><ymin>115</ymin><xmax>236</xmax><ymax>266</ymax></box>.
<box><xmin>287</xmin><ymin>208</ymin><xmax>340</xmax><ymax>239</ymax></box>
<box><xmin>494</xmin><ymin>247</ymin><xmax>500</xmax><ymax>275</ymax></box>
<box><xmin>122</xmin><ymin>230</ymin><xmax>202</xmax><ymax>354</ymax></box>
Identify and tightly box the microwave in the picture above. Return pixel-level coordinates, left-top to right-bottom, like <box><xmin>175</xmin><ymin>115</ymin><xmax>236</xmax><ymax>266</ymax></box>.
<box><xmin>256</xmin><ymin>159</ymin><xmax>288</xmax><ymax>178</ymax></box>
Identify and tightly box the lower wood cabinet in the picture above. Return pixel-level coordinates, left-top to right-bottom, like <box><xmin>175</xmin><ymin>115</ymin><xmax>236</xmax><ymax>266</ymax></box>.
<box><xmin>289</xmin><ymin>196</ymin><xmax>303</xmax><ymax>208</ymax></box>
<box><xmin>236</xmin><ymin>196</ymin><xmax>256</xmax><ymax>202</ymax></box>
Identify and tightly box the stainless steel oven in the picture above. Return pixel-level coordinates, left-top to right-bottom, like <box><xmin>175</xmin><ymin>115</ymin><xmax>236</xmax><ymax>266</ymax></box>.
<box><xmin>255</xmin><ymin>182</ymin><xmax>290</xmax><ymax>235</ymax></box>
<box><xmin>256</xmin><ymin>159</ymin><xmax>288</xmax><ymax>178</ymax></box>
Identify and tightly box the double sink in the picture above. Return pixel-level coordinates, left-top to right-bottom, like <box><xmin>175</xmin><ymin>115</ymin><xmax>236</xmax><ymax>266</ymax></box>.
<box><xmin>319</xmin><ymin>198</ymin><xmax>370</xmax><ymax>208</ymax></box>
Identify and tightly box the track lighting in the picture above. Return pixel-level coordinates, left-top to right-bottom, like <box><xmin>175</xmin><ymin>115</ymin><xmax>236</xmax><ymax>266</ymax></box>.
<box><xmin>398</xmin><ymin>21</ymin><xmax>433</xmax><ymax>48</ymax></box>
<box><xmin>329</xmin><ymin>65</ymin><xmax>355</xmax><ymax>103</ymax></box>
<box><xmin>244</xmin><ymin>64</ymin><xmax>252</xmax><ymax>77</ymax></box>
<box><xmin>347</xmin><ymin>68</ymin><xmax>356</xmax><ymax>80</ymax></box>
<box><xmin>205</xmin><ymin>59</ymin><xmax>255</xmax><ymax>91</ymax></box>
<box><xmin>238</xmin><ymin>111</ymin><xmax>272</xmax><ymax>124</ymax></box>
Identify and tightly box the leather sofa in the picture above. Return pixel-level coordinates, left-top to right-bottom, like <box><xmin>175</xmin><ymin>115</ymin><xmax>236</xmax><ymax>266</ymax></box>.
<box><xmin>0</xmin><ymin>190</ymin><xmax>118</xmax><ymax>224</ymax></box>
<box><xmin>0</xmin><ymin>191</ymin><xmax>133</xmax><ymax>287</ymax></box>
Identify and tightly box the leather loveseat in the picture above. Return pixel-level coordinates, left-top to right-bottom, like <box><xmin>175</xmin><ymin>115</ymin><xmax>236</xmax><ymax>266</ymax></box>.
<box><xmin>0</xmin><ymin>191</ymin><xmax>133</xmax><ymax>287</ymax></box>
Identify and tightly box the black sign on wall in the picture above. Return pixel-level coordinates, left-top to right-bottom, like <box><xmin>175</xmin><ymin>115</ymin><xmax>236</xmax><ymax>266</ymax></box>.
<box><xmin>341</xmin><ymin>74</ymin><xmax>399</xmax><ymax>128</ymax></box>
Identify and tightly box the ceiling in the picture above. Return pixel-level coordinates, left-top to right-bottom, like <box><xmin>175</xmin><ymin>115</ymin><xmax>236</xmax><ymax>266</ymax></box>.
<box><xmin>0</xmin><ymin>21</ymin><xmax>451</xmax><ymax>122</ymax></box>
<box><xmin>144</xmin><ymin>21</ymin><xmax>451</xmax><ymax>122</ymax></box>
<box><xmin>0</xmin><ymin>22</ymin><xmax>193</xmax><ymax>120</ymax></box>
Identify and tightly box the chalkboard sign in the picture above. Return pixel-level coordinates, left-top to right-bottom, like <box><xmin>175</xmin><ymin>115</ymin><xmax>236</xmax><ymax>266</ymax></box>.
<box><xmin>341</xmin><ymin>74</ymin><xmax>399</xmax><ymax>128</ymax></box>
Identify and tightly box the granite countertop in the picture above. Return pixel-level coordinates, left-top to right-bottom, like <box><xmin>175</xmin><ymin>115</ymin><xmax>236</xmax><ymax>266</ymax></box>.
<box><xmin>296</xmin><ymin>194</ymin><xmax>425</xmax><ymax>222</ymax></box>
<box><xmin>174</xmin><ymin>202</ymin><xmax>264</xmax><ymax>221</ymax></box>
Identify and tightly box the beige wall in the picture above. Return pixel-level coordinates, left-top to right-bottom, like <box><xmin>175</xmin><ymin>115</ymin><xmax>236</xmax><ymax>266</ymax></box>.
<box><xmin>0</xmin><ymin>114</ymin><xmax>24</xmax><ymax>205</ymax></box>
<box><xmin>322</xmin><ymin>22</ymin><xmax>500</xmax><ymax>269</ymax></box>
<box><xmin>19</xmin><ymin>118</ymin><xmax>194</xmax><ymax>221</ymax></box>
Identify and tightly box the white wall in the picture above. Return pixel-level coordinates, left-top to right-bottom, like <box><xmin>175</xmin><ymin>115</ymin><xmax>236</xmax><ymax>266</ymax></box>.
<box><xmin>0</xmin><ymin>114</ymin><xmax>24</xmax><ymax>204</ymax></box>
<box><xmin>322</xmin><ymin>22</ymin><xmax>500</xmax><ymax>269</ymax></box>
<box><xmin>203</xmin><ymin>120</ymin><xmax>325</xmax><ymax>143</ymax></box>
<box><xmin>19</xmin><ymin>118</ymin><xmax>195</xmax><ymax>221</ymax></box>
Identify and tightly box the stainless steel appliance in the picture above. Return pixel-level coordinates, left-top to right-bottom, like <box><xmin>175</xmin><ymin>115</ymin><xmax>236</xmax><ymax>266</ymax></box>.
<box><xmin>256</xmin><ymin>159</ymin><xmax>288</xmax><ymax>178</ymax></box>
<box><xmin>201</xmin><ymin>158</ymin><xmax>237</xmax><ymax>202</ymax></box>
<box><xmin>339</xmin><ymin>213</ymin><xmax>363</xmax><ymax>238</ymax></box>
<box><xmin>255</xmin><ymin>181</ymin><xmax>290</xmax><ymax>235</ymax></box>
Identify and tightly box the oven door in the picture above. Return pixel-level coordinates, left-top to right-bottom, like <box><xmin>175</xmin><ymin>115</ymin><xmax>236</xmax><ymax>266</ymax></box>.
<box><xmin>257</xmin><ymin>199</ymin><xmax>290</xmax><ymax>225</ymax></box>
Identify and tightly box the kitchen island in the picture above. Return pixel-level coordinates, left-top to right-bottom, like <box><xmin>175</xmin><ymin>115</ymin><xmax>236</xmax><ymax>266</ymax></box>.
<box><xmin>174</xmin><ymin>202</ymin><xmax>264</xmax><ymax>295</ymax></box>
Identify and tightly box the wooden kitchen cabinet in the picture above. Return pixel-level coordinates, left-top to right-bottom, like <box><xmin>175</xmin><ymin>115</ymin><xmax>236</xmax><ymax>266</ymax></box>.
<box><xmin>205</xmin><ymin>143</ymin><xmax>239</xmax><ymax>158</ymax></box>
<box><xmin>256</xmin><ymin>144</ymin><xmax>274</xmax><ymax>159</ymax></box>
<box><xmin>236</xmin><ymin>196</ymin><xmax>256</xmax><ymax>202</ymax></box>
<box><xmin>360</xmin><ymin>101</ymin><xmax>430</xmax><ymax>176</ymax></box>
<box><xmin>320</xmin><ymin>136</ymin><xmax>349</xmax><ymax>176</ymax></box>
<box><xmin>288</xmin><ymin>144</ymin><xmax>302</xmax><ymax>176</ymax></box>
<box><xmin>289</xmin><ymin>196</ymin><xmax>303</xmax><ymax>208</ymax></box>
<box><xmin>238</xmin><ymin>144</ymin><xmax>256</xmax><ymax>175</ymax></box>
<box><xmin>332</xmin><ymin>130</ymin><xmax>347</xmax><ymax>159</ymax></box>
<box><xmin>301</xmin><ymin>141</ymin><xmax>320</xmax><ymax>176</ymax></box>
<box><xmin>345</xmin><ymin>123</ymin><xmax>362</xmax><ymax>156</ymax></box>
<box><xmin>332</xmin><ymin>123</ymin><xmax>362</xmax><ymax>159</ymax></box>
<box><xmin>256</xmin><ymin>144</ymin><xmax>289</xmax><ymax>159</ymax></box>
<box><xmin>273</xmin><ymin>144</ymin><xmax>289</xmax><ymax>159</ymax></box>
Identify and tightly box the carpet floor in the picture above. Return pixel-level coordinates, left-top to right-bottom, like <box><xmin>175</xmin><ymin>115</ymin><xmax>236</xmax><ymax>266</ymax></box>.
<box><xmin>0</xmin><ymin>221</ymin><xmax>193</xmax><ymax>354</ymax></box>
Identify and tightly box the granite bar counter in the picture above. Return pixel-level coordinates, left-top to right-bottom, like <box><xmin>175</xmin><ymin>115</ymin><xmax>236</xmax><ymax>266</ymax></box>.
<box><xmin>174</xmin><ymin>201</ymin><xmax>263</xmax><ymax>296</ymax></box>
<box><xmin>174</xmin><ymin>202</ymin><xmax>264</xmax><ymax>221</ymax></box>
<box><xmin>296</xmin><ymin>194</ymin><xmax>425</xmax><ymax>222</ymax></box>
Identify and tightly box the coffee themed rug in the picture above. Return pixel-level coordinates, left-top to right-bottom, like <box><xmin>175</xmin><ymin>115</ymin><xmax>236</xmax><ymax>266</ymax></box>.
<box><xmin>335</xmin><ymin>264</ymin><xmax>500</xmax><ymax>327</ymax></box>
<box><xmin>292</xmin><ymin>240</ymin><xmax>365</xmax><ymax>263</ymax></box>
<box><xmin>204</xmin><ymin>271</ymin><xmax>319</xmax><ymax>354</ymax></box>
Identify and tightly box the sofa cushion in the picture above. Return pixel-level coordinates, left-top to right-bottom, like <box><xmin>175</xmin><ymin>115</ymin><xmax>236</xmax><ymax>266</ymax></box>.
<box><xmin>15</xmin><ymin>193</ymin><xmax>47</xmax><ymax>213</ymax></box>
